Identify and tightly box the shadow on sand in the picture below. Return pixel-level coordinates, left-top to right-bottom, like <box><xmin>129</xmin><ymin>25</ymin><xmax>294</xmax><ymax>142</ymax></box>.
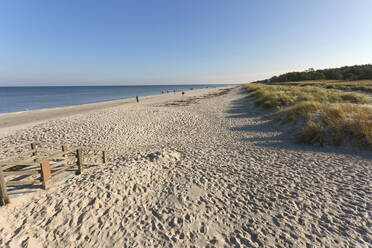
<box><xmin>5</xmin><ymin>163</ymin><xmax>98</xmax><ymax>199</ymax></box>
<box><xmin>226</xmin><ymin>88</ymin><xmax>372</xmax><ymax>159</ymax></box>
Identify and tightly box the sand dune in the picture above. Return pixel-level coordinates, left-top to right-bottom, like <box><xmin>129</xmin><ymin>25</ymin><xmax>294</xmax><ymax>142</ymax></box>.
<box><xmin>0</xmin><ymin>86</ymin><xmax>371</xmax><ymax>247</ymax></box>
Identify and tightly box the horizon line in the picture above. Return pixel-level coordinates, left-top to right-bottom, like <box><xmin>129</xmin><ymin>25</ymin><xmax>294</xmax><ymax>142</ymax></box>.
<box><xmin>0</xmin><ymin>83</ymin><xmax>240</xmax><ymax>87</ymax></box>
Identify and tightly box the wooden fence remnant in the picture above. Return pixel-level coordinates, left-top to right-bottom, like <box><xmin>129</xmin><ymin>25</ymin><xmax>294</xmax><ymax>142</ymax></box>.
<box><xmin>76</xmin><ymin>148</ymin><xmax>83</xmax><ymax>175</ymax></box>
<box><xmin>31</xmin><ymin>142</ymin><xmax>38</xmax><ymax>162</ymax></box>
<box><xmin>0</xmin><ymin>168</ymin><xmax>10</xmax><ymax>206</ymax></box>
<box><xmin>0</xmin><ymin>141</ymin><xmax>106</xmax><ymax>206</ymax></box>
<box><xmin>62</xmin><ymin>145</ymin><xmax>67</xmax><ymax>158</ymax></box>
<box><xmin>40</xmin><ymin>161</ymin><xmax>51</xmax><ymax>190</ymax></box>
<box><xmin>102</xmin><ymin>151</ymin><xmax>106</xmax><ymax>164</ymax></box>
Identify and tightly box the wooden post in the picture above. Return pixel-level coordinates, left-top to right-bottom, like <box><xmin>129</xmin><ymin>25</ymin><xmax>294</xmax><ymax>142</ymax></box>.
<box><xmin>62</xmin><ymin>145</ymin><xmax>67</xmax><ymax>158</ymax></box>
<box><xmin>40</xmin><ymin>161</ymin><xmax>51</xmax><ymax>190</ymax></box>
<box><xmin>0</xmin><ymin>168</ymin><xmax>10</xmax><ymax>206</ymax></box>
<box><xmin>102</xmin><ymin>151</ymin><xmax>106</xmax><ymax>164</ymax></box>
<box><xmin>31</xmin><ymin>142</ymin><xmax>38</xmax><ymax>162</ymax></box>
<box><xmin>76</xmin><ymin>149</ymin><xmax>83</xmax><ymax>174</ymax></box>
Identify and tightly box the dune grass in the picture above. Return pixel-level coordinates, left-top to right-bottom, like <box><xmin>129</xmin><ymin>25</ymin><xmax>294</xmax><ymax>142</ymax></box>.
<box><xmin>271</xmin><ymin>80</ymin><xmax>372</xmax><ymax>94</ymax></box>
<box><xmin>245</xmin><ymin>83</ymin><xmax>369</xmax><ymax>109</ymax></box>
<box><xmin>244</xmin><ymin>82</ymin><xmax>372</xmax><ymax>148</ymax></box>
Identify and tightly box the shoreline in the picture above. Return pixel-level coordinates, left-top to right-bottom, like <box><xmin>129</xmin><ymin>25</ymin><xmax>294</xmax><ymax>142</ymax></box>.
<box><xmin>0</xmin><ymin>84</ymin><xmax>234</xmax><ymax>115</ymax></box>
<box><xmin>0</xmin><ymin>86</ymin><xmax>235</xmax><ymax>138</ymax></box>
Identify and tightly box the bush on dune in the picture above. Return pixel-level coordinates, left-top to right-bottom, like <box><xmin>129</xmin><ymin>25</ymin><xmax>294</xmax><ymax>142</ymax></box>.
<box><xmin>282</xmin><ymin>101</ymin><xmax>323</xmax><ymax>122</ymax></box>
<box><xmin>244</xmin><ymin>83</ymin><xmax>372</xmax><ymax>148</ymax></box>
<box><xmin>296</xmin><ymin>104</ymin><xmax>372</xmax><ymax>147</ymax></box>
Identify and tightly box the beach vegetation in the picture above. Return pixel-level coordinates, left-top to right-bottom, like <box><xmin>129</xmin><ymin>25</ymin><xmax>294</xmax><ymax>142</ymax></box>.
<box><xmin>268</xmin><ymin>80</ymin><xmax>372</xmax><ymax>94</ymax></box>
<box><xmin>244</xmin><ymin>82</ymin><xmax>372</xmax><ymax>148</ymax></box>
<box><xmin>253</xmin><ymin>64</ymin><xmax>372</xmax><ymax>83</ymax></box>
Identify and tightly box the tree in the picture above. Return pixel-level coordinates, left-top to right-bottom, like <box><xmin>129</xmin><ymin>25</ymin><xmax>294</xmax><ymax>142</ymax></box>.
<box><xmin>266</xmin><ymin>64</ymin><xmax>372</xmax><ymax>83</ymax></box>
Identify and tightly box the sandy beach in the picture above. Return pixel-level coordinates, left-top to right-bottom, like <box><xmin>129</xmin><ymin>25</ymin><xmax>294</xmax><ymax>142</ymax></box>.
<box><xmin>0</xmin><ymin>86</ymin><xmax>371</xmax><ymax>247</ymax></box>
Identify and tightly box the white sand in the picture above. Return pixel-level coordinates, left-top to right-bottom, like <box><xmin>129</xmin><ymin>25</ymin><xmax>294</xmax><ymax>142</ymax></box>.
<box><xmin>0</xmin><ymin>86</ymin><xmax>371</xmax><ymax>247</ymax></box>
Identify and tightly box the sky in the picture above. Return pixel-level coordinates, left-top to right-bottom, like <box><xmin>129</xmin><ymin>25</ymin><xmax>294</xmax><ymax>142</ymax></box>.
<box><xmin>0</xmin><ymin>0</ymin><xmax>372</xmax><ymax>86</ymax></box>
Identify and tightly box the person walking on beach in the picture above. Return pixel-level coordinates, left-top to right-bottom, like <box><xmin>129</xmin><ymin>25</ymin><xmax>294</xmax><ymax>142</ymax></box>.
<box><xmin>136</xmin><ymin>96</ymin><xmax>139</xmax><ymax>103</ymax></box>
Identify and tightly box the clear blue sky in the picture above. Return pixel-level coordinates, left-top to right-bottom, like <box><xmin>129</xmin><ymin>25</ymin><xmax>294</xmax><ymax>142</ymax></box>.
<box><xmin>1</xmin><ymin>0</ymin><xmax>371</xmax><ymax>85</ymax></box>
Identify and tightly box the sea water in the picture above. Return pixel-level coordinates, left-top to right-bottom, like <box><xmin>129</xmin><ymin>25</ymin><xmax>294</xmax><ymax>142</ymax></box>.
<box><xmin>0</xmin><ymin>84</ymin><xmax>230</xmax><ymax>114</ymax></box>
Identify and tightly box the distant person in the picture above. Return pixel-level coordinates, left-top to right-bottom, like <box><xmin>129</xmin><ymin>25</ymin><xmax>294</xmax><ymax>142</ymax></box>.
<box><xmin>136</xmin><ymin>96</ymin><xmax>139</xmax><ymax>103</ymax></box>
<box><xmin>161</xmin><ymin>91</ymin><xmax>164</xmax><ymax>94</ymax></box>
<box><xmin>173</xmin><ymin>90</ymin><xmax>176</xmax><ymax>94</ymax></box>
<box><xmin>182</xmin><ymin>92</ymin><xmax>185</xmax><ymax>96</ymax></box>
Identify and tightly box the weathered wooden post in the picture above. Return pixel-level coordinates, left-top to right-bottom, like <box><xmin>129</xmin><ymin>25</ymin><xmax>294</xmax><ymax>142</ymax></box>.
<box><xmin>0</xmin><ymin>168</ymin><xmax>10</xmax><ymax>206</ymax></box>
<box><xmin>76</xmin><ymin>149</ymin><xmax>83</xmax><ymax>174</ymax></box>
<box><xmin>62</xmin><ymin>145</ymin><xmax>67</xmax><ymax>158</ymax></box>
<box><xmin>31</xmin><ymin>142</ymin><xmax>38</xmax><ymax>162</ymax></box>
<box><xmin>102</xmin><ymin>151</ymin><xmax>106</xmax><ymax>164</ymax></box>
<box><xmin>40</xmin><ymin>161</ymin><xmax>51</xmax><ymax>190</ymax></box>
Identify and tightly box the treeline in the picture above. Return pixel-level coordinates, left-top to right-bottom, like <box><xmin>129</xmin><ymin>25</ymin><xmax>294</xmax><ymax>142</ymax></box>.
<box><xmin>255</xmin><ymin>64</ymin><xmax>372</xmax><ymax>83</ymax></box>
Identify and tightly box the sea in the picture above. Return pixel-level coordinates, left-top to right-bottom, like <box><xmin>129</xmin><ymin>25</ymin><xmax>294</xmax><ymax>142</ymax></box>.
<box><xmin>0</xmin><ymin>84</ymin><xmax>232</xmax><ymax>114</ymax></box>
